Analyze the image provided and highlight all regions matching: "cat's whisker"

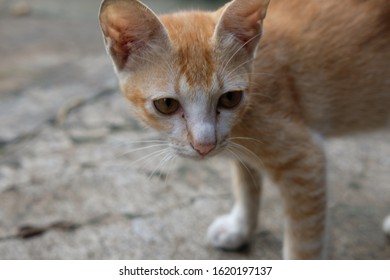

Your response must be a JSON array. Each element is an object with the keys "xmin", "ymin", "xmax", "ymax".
[
  {"xmin": 115, "ymin": 143, "xmax": 170, "ymax": 160},
  {"xmin": 228, "ymin": 142, "xmax": 265, "ymax": 169},
  {"xmin": 128, "ymin": 148, "xmax": 171, "ymax": 169},
  {"xmin": 110, "ymin": 148, "xmax": 170, "ymax": 179},
  {"xmin": 241, "ymin": 81, "xmax": 274, "ymax": 99},
  {"xmin": 228, "ymin": 137, "xmax": 264, "ymax": 145},
  {"xmin": 124, "ymin": 140, "xmax": 168, "ymax": 144},
  {"xmin": 226, "ymin": 147, "xmax": 260, "ymax": 189},
  {"xmin": 232, "ymin": 72, "xmax": 276, "ymax": 78},
  {"xmin": 225, "ymin": 58, "xmax": 255, "ymax": 80},
  {"xmin": 160, "ymin": 154, "xmax": 176, "ymax": 185},
  {"xmin": 229, "ymin": 142, "xmax": 264, "ymax": 164},
  {"xmin": 163, "ymin": 155, "xmax": 177, "ymax": 188},
  {"xmin": 220, "ymin": 33, "xmax": 264, "ymax": 75},
  {"xmin": 148, "ymin": 152, "xmax": 176, "ymax": 183},
  {"xmin": 139, "ymin": 148, "xmax": 171, "ymax": 171},
  {"xmin": 108, "ymin": 139, "xmax": 167, "ymax": 152},
  {"xmin": 147, "ymin": 151, "xmax": 173, "ymax": 182}
]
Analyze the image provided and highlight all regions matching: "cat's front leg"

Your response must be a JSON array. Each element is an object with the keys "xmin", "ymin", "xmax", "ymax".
[
  {"xmin": 271, "ymin": 137, "xmax": 328, "ymax": 259},
  {"xmin": 207, "ymin": 161, "xmax": 262, "ymax": 250}
]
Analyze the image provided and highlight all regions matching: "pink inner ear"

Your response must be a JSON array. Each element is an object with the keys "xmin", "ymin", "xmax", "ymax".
[
  {"xmin": 221, "ymin": 15, "xmax": 261, "ymax": 45},
  {"xmin": 247, "ymin": 9, "xmax": 262, "ymax": 27},
  {"xmin": 103, "ymin": 9, "xmax": 147, "ymax": 45},
  {"xmin": 100, "ymin": 1, "xmax": 169, "ymax": 71},
  {"xmin": 103, "ymin": 20, "xmax": 136, "ymax": 70},
  {"xmin": 216, "ymin": 0, "xmax": 270, "ymax": 48},
  {"xmin": 237, "ymin": 14, "xmax": 262, "ymax": 44}
]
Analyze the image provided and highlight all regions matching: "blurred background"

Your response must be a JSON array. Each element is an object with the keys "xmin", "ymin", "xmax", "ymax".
[
  {"xmin": 0, "ymin": 0, "xmax": 225, "ymax": 146},
  {"xmin": 0, "ymin": 0, "xmax": 389, "ymax": 259}
]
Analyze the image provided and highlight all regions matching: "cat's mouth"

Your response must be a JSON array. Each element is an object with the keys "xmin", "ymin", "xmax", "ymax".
[{"xmin": 173, "ymin": 141, "xmax": 228, "ymax": 160}]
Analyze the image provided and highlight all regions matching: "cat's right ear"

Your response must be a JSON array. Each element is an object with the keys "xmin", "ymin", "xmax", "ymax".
[
  {"xmin": 99, "ymin": 0, "xmax": 170, "ymax": 72},
  {"xmin": 214, "ymin": 0, "xmax": 271, "ymax": 55}
]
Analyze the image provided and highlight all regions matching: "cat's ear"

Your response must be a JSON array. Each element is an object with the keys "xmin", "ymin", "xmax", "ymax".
[
  {"xmin": 99, "ymin": 0, "xmax": 170, "ymax": 71},
  {"xmin": 214, "ymin": 0, "xmax": 270, "ymax": 55}
]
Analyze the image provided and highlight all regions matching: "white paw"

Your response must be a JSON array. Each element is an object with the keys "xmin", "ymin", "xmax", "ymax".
[
  {"xmin": 383, "ymin": 215, "xmax": 390, "ymax": 236},
  {"xmin": 207, "ymin": 211, "xmax": 252, "ymax": 250}
]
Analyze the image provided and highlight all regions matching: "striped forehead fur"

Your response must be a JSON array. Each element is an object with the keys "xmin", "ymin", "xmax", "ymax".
[{"xmin": 160, "ymin": 11, "xmax": 220, "ymax": 96}]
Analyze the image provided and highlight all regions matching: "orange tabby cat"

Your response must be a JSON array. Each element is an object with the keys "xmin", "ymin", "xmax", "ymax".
[{"xmin": 99, "ymin": 0, "xmax": 390, "ymax": 259}]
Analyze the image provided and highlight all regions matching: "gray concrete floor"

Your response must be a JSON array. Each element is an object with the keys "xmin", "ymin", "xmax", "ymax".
[{"xmin": 0, "ymin": 0, "xmax": 389, "ymax": 259}]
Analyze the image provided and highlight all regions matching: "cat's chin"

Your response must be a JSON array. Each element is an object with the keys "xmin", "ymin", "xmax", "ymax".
[{"xmin": 178, "ymin": 153, "xmax": 215, "ymax": 161}]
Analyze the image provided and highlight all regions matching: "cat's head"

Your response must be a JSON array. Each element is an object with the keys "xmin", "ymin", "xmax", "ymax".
[{"xmin": 99, "ymin": 0, "xmax": 270, "ymax": 159}]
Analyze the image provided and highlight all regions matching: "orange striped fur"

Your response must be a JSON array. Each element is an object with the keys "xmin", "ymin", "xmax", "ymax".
[{"xmin": 100, "ymin": 0, "xmax": 390, "ymax": 259}]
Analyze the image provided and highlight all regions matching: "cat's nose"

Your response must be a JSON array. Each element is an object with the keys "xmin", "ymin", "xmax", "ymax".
[{"xmin": 192, "ymin": 142, "xmax": 216, "ymax": 156}]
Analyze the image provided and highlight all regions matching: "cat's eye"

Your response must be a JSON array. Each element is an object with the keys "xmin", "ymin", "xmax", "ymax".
[
  {"xmin": 218, "ymin": 91, "xmax": 243, "ymax": 110},
  {"xmin": 153, "ymin": 98, "xmax": 180, "ymax": 115}
]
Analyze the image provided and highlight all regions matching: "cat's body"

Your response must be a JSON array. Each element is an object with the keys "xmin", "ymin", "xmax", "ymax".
[
  {"xmin": 99, "ymin": 0, "xmax": 390, "ymax": 259},
  {"xmin": 253, "ymin": 0, "xmax": 390, "ymax": 136}
]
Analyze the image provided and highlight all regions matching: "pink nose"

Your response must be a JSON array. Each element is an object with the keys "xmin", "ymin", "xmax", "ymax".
[{"xmin": 193, "ymin": 143, "xmax": 216, "ymax": 156}]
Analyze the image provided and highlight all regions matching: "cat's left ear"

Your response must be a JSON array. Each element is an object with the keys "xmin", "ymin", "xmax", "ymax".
[
  {"xmin": 99, "ymin": 0, "xmax": 171, "ymax": 72},
  {"xmin": 214, "ymin": 0, "xmax": 270, "ymax": 55}
]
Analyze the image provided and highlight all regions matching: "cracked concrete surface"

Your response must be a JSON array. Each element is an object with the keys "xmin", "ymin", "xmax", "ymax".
[{"xmin": 0, "ymin": 0, "xmax": 389, "ymax": 260}]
